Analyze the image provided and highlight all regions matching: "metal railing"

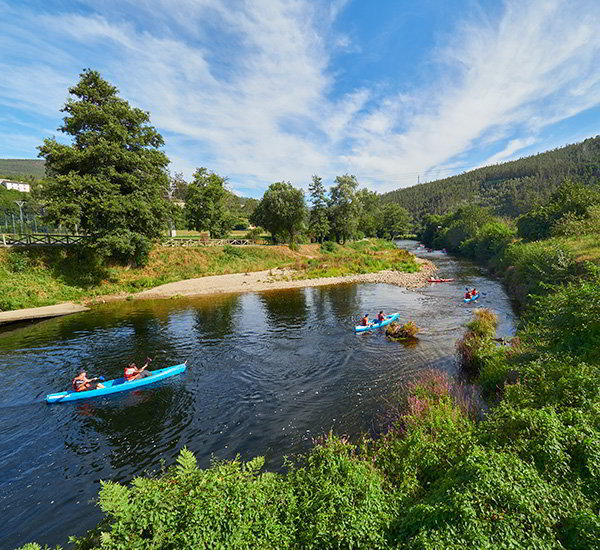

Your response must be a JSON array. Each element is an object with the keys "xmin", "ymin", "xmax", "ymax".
[
  {"xmin": 162, "ymin": 238, "xmax": 253, "ymax": 247},
  {"xmin": 0, "ymin": 233, "xmax": 88, "ymax": 247}
]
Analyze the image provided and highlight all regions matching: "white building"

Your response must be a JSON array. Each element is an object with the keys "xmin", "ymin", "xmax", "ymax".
[{"xmin": 0, "ymin": 179, "xmax": 30, "ymax": 193}]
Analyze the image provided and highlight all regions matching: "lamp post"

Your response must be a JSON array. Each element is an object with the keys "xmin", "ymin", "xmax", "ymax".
[{"xmin": 14, "ymin": 201, "xmax": 25, "ymax": 234}]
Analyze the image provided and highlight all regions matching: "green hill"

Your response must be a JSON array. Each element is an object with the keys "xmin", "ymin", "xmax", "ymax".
[
  {"xmin": 382, "ymin": 136, "xmax": 600, "ymax": 222},
  {"xmin": 0, "ymin": 159, "xmax": 45, "ymax": 180}
]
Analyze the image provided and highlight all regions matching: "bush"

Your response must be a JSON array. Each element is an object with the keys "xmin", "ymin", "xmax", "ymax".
[
  {"xmin": 93, "ymin": 449, "xmax": 295, "ymax": 550},
  {"xmin": 386, "ymin": 321, "xmax": 420, "ymax": 340},
  {"xmin": 287, "ymin": 434, "xmax": 394, "ymax": 549},
  {"xmin": 223, "ymin": 244, "xmax": 245, "ymax": 258},
  {"xmin": 496, "ymin": 240, "xmax": 576, "ymax": 305},
  {"xmin": 523, "ymin": 275, "xmax": 600, "ymax": 360},
  {"xmin": 320, "ymin": 240, "xmax": 337, "ymax": 253},
  {"xmin": 459, "ymin": 220, "xmax": 515, "ymax": 262}
]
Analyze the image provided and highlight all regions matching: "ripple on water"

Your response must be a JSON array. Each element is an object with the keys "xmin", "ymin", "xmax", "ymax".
[{"xmin": 0, "ymin": 245, "xmax": 517, "ymax": 549}]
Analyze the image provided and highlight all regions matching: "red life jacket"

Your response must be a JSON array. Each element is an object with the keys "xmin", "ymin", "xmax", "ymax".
[
  {"xmin": 378, "ymin": 314, "xmax": 385, "ymax": 322},
  {"xmin": 72, "ymin": 376, "xmax": 87, "ymax": 392},
  {"xmin": 361, "ymin": 317, "xmax": 369, "ymax": 326},
  {"xmin": 124, "ymin": 366, "xmax": 138, "ymax": 381}
]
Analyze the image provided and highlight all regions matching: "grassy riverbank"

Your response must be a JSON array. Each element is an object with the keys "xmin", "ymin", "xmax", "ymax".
[
  {"xmin": 0, "ymin": 239, "xmax": 419, "ymax": 311},
  {"xmin": 16, "ymin": 232, "xmax": 600, "ymax": 549}
]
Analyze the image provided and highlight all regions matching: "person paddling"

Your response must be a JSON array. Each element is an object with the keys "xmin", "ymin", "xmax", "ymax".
[
  {"xmin": 124, "ymin": 358, "xmax": 153, "ymax": 382},
  {"xmin": 377, "ymin": 311, "xmax": 386, "ymax": 323},
  {"xmin": 72, "ymin": 371, "xmax": 104, "ymax": 392},
  {"xmin": 361, "ymin": 314, "xmax": 370, "ymax": 326}
]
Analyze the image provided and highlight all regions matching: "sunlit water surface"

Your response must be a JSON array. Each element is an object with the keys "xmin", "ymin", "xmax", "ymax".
[{"xmin": 0, "ymin": 242, "xmax": 516, "ymax": 548}]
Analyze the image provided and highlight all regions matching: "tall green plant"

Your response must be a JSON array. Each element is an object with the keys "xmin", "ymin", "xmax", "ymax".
[
  {"xmin": 308, "ymin": 175, "xmax": 330, "ymax": 243},
  {"xmin": 185, "ymin": 167, "xmax": 235, "ymax": 238},
  {"xmin": 38, "ymin": 69, "xmax": 172, "ymax": 265}
]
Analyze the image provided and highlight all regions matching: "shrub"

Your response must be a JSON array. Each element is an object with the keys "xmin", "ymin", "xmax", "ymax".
[
  {"xmin": 497, "ymin": 240, "xmax": 576, "ymax": 305},
  {"xmin": 287, "ymin": 434, "xmax": 394, "ymax": 549},
  {"xmin": 386, "ymin": 321, "xmax": 420, "ymax": 340},
  {"xmin": 522, "ymin": 275, "xmax": 600, "ymax": 360},
  {"xmin": 392, "ymin": 447, "xmax": 578, "ymax": 549},
  {"xmin": 320, "ymin": 240, "xmax": 337, "ymax": 253},
  {"xmin": 223, "ymin": 244, "xmax": 245, "ymax": 258},
  {"xmin": 93, "ymin": 449, "xmax": 295, "ymax": 550},
  {"xmin": 244, "ymin": 226, "xmax": 264, "ymax": 241}
]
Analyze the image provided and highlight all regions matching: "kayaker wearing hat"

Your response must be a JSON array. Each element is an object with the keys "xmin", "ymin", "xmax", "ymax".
[
  {"xmin": 72, "ymin": 371, "xmax": 104, "ymax": 392},
  {"xmin": 360, "ymin": 314, "xmax": 370, "ymax": 326},
  {"xmin": 124, "ymin": 358, "xmax": 153, "ymax": 382}
]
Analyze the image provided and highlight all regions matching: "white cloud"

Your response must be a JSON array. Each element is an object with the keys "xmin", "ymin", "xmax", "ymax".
[
  {"xmin": 1, "ymin": 0, "xmax": 599, "ymax": 195},
  {"xmin": 479, "ymin": 137, "xmax": 538, "ymax": 166}
]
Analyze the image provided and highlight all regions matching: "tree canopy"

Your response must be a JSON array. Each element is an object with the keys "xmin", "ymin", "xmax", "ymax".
[
  {"xmin": 251, "ymin": 182, "xmax": 306, "ymax": 243},
  {"xmin": 37, "ymin": 69, "xmax": 172, "ymax": 264},
  {"xmin": 308, "ymin": 175, "xmax": 330, "ymax": 243},
  {"xmin": 329, "ymin": 174, "xmax": 361, "ymax": 243},
  {"xmin": 185, "ymin": 168, "xmax": 235, "ymax": 238}
]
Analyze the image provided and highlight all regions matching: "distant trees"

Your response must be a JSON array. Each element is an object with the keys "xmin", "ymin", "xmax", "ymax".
[
  {"xmin": 516, "ymin": 180, "xmax": 600, "ymax": 241},
  {"xmin": 381, "ymin": 135, "xmax": 600, "ymax": 224},
  {"xmin": 185, "ymin": 168, "xmax": 235, "ymax": 238},
  {"xmin": 37, "ymin": 69, "xmax": 172, "ymax": 265},
  {"xmin": 251, "ymin": 182, "xmax": 306, "ymax": 243}
]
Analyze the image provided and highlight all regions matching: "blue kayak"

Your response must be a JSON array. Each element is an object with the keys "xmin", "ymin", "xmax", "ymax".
[
  {"xmin": 464, "ymin": 293, "xmax": 480, "ymax": 303},
  {"xmin": 46, "ymin": 363, "xmax": 187, "ymax": 404},
  {"xmin": 355, "ymin": 313, "xmax": 400, "ymax": 332}
]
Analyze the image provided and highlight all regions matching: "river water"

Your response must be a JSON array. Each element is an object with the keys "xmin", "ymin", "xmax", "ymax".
[{"xmin": 0, "ymin": 242, "xmax": 516, "ymax": 549}]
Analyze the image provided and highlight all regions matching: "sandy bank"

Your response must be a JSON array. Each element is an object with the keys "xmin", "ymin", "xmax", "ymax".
[
  {"xmin": 0, "ymin": 302, "xmax": 90, "ymax": 325},
  {"xmin": 132, "ymin": 257, "xmax": 436, "ymax": 300}
]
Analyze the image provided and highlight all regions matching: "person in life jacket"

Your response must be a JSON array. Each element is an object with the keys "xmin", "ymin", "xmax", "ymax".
[
  {"xmin": 124, "ymin": 358, "xmax": 153, "ymax": 382},
  {"xmin": 377, "ymin": 311, "xmax": 386, "ymax": 323},
  {"xmin": 361, "ymin": 314, "xmax": 369, "ymax": 326},
  {"xmin": 470, "ymin": 288, "xmax": 478, "ymax": 297},
  {"xmin": 465, "ymin": 288, "xmax": 471, "ymax": 299},
  {"xmin": 72, "ymin": 371, "xmax": 104, "ymax": 392}
]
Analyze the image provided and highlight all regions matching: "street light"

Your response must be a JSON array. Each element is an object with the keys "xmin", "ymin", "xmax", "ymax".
[{"xmin": 14, "ymin": 201, "xmax": 25, "ymax": 234}]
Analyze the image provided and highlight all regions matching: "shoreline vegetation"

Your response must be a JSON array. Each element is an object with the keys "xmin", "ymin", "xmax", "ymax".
[
  {"xmin": 19, "ymin": 195, "xmax": 600, "ymax": 549},
  {"xmin": 0, "ymin": 239, "xmax": 431, "ymax": 313}
]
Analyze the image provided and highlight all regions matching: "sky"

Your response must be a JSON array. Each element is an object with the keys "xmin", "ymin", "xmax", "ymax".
[{"xmin": 1, "ymin": 0, "xmax": 600, "ymax": 197}]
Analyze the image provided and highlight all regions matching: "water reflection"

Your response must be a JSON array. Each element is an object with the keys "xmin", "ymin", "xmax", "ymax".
[{"xmin": 0, "ymin": 245, "xmax": 516, "ymax": 549}]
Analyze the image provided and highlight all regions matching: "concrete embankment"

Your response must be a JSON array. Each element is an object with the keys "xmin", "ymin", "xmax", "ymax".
[{"xmin": 0, "ymin": 302, "xmax": 89, "ymax": 325}]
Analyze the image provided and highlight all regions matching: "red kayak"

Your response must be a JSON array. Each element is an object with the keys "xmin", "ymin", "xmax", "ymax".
[{"xmin": 428, "ymin": 278, "xmax": 455, "ymax": 283}]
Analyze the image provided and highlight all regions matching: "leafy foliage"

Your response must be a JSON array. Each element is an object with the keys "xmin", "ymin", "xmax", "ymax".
[
  {"xmin": 184, "ymin": 167, "xmax": 235, "ymax": 238},
  {"xmin": 250, "ymin": 181, "xmax": 306, "ymax": 243},
  {"xmin": 37, "ymin": 69, "xmax": 172, "ymax": 265},
  {"xmin": 308, "ymin": 175, "xmax": 330, "ymax": 243},
  {"xmin": 328, "ymin": 174, "xmax": 361, "ymax": 243},
  {"xmin": 382, "ymin": 135, "xmax": 600, "ymax": 223}
]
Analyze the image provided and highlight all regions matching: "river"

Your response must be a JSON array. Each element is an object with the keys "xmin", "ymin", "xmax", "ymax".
[{"xmin": 0, "ymin": 242, "xmax": 516, "ymax": 549}]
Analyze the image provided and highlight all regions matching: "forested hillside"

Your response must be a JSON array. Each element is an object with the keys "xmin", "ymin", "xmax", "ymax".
[
  {"xmin": 382, "ymin": 136, "xmax": 600, "ymax": 222},
  {"xmin": 0, "ymin": 159, "xmax": 45, "ymax": 179}
]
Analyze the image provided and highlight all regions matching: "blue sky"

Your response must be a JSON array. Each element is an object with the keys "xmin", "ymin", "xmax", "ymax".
[{"xmin": 1, "ymin": 0, "xmax": 600, "ymax": 197}]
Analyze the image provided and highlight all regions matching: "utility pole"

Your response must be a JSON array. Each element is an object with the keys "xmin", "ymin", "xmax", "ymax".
[
  {"xmin": 14, "ymin": 201, "xmax": 25, "ymax": 234},
  {"xmin": 417, "ymin": 175, "xmax": 420, "ymax": 185}
]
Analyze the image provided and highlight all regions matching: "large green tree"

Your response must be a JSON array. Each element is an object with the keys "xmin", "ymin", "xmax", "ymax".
[
  {"xmin": 356, "ymin": 188, "xmax": 381, "ymax": 237},
  {"xmin": 381, "ymin": 203, "xmax": 412, "ymax": 239},
  {"xmin": 251, "ymin": 182, "xmax": 306, "ymax": 243},
  {"xmin": 185, "ymin": 167, "xmax": 235, "ymax": 238},
  {"xmin": 308, "ymin": 175, "xmax": 330, "ymax": 243},
  {"xmin": 37, "ymin": 69, "xmax": 172, "ymax": 264},
  {"xmin": 329, "ymin": 174, "xmax": 361, "ymax": 243}
]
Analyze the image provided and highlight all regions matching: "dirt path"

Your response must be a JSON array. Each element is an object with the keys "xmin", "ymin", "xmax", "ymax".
[{"xmin": 133, "ymin": 258, "xmax": 436, "ymax": 300}]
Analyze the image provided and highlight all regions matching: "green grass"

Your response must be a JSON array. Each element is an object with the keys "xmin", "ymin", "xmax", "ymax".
[
  {"xmin": 292, "ymin": 240, "xmax": 419, "ymax": 279},
  {"xmin": 0, "ymin": 239, "xmax": 416, "ymax": 311}
]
